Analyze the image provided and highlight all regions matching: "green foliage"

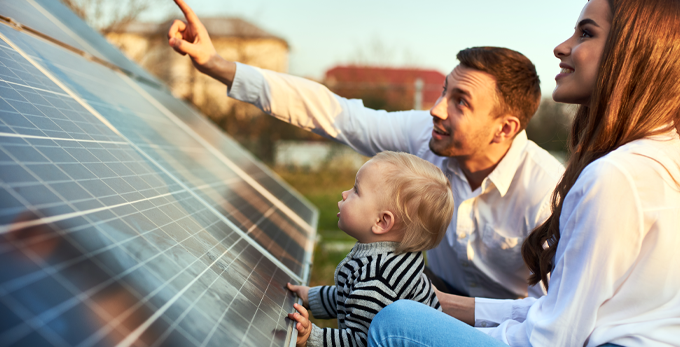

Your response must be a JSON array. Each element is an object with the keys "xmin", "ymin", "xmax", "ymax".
[
  {"xmin": 275, "ymin": 166, "xmax": 358, "ymax": 233},
  {"xmin": 212, "ymin": 109, "xmax": 326, "ymax": 164},
  {"xmin": 526, "ymin": 98, "xmax": 575, "ymax": 155}
]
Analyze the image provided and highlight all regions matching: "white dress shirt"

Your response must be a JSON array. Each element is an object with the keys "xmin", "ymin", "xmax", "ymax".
[
  {"xmin": 474, "ymin": 131, "xmax": 680, "ymax": 346},
  {"xmin": 227, "ymin": 63, "xmax": 564, "ymax": 299}
]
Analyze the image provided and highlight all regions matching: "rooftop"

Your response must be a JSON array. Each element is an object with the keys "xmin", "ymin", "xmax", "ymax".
[{"xmin": 112, "ymin": 17, "xmax": 287, "ymax": 46}]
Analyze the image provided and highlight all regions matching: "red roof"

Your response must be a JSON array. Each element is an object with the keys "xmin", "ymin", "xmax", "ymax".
[{"xmin": 324, "ymin": 66, "xmax": 446, "ymax": 110}]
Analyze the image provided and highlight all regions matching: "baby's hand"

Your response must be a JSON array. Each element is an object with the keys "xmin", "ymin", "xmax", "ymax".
[
  {"xmin": 287, "ymin": 283, "xmax": 310, "ymax": 308},
  {"xmin": 287, "ymin": 303, "xmax": 311, "ymax": 347}
]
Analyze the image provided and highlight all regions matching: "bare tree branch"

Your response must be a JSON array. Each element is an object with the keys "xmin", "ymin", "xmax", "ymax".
[{"xmin": 59, "ymin": 0, "xmax": 162, "ymax": 34}]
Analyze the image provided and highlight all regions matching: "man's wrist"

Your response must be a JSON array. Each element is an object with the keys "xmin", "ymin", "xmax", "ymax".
[
  {"xmin": 439, "ymin": 293, "xmax": 475, "ymax": 326},
  {"xmin": 198, "ymin": 55, "xmax": 236, "ymax": 89}
]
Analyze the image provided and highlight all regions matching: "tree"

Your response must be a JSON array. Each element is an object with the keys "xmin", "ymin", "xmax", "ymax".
[{"xmin": 60, "ymin": 0, "xmax": 162, "ymax": 34}]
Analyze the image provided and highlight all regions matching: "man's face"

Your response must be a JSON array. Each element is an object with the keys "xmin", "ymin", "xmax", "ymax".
[{"xmin": 429, "ymin": 65, "xmax": 501, "ymax": 158}]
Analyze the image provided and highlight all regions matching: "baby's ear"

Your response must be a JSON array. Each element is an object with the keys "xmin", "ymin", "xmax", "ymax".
[{"xmin": 372, "ymin": 210, "xmax": 395, "ymax": 235}]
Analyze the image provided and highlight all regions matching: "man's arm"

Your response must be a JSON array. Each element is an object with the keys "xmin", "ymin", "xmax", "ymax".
[
  {"xmin": 433, "ymin": 286, "xmax": 476, "ymax": 325},
  {"xmin": 169, "ymin": 0, "xmax": 431, "ymax": 157},
  {"xmin": 168, "ymin": 0, "xmax": 236, "ymax": 88},
  {"xmin": 228, "ymin": 63, "xmax": 431, "ymax": 157}
]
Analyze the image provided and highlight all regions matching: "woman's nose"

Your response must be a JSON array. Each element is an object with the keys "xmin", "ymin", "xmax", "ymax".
[{"xmin": 554, "ymin": 38, "xmax": 571, "ymax": 58}]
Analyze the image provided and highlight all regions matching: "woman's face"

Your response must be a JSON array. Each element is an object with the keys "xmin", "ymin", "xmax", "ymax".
[{"xmin": 553, "ymin": 0, "xmax": 612, "ymax": 105}]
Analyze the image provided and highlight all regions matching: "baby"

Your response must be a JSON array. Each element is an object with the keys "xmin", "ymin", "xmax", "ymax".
[{"xmin": 286, "ymin": 151, "xmax": 454, "ymax": 347}]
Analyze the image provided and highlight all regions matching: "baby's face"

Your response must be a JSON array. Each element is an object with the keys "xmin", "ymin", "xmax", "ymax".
[{"xmin": 337, "ymin": 160, "xmax": 387, "ymax": 242}]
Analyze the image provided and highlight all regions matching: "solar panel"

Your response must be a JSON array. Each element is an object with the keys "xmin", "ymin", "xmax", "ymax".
[
  {"xmin": 0, "ymin": 4, "xmax": 316, "ymax": 347},
  {"xmin": 0, "ymin": 0, "xmax": 163, "ymax": 86}
]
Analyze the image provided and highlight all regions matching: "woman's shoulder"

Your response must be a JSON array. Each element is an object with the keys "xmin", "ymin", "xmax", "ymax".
[
  {"xmin": 579, "ymin": 131, "xmax": 680, "ymax": 207},
  {"xmin": 593, "ymin": 131, "xmax": 680, "ymax": 177}
]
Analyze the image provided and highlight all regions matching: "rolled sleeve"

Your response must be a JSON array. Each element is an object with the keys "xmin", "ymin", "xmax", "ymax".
[
  {"xmin": 227, "ymin": 63, "xmax": 269, "ymax": 111},
  {"xmin": 475, "ymin": 297, "xmax": 537, "ymax": 328},
  {"xmin": 226, "ymin": 63, "xmax": 432, "ymax": 157}
]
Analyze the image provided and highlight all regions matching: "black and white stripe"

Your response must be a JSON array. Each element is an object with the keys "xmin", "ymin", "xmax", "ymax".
[{"xmin": 307, "ymin": 242, "xmax": 440, "ymax": 347}]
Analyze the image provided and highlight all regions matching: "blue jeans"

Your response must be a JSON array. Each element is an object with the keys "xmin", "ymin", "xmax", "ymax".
[
  {"xmin": 368, "ymin": 300, "xmax": 625, "ymax": 347},
  {"xmin": 368, "ymin": 300, "xmax": 508, "ymax": 347}
]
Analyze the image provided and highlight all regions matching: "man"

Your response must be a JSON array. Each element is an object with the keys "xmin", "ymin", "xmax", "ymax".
[{"xmin": 167, "ymin": 0, "xmax": 564, "ymax": 304}]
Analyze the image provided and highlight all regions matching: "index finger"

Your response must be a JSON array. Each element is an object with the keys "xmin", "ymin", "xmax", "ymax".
[
  {"xmin": 173, "ymin": 0, "xmax": 199, "ymax": 23},
  {"xmin": 293, "ymin": 303, "xmax": 309, "ymax": 318}
]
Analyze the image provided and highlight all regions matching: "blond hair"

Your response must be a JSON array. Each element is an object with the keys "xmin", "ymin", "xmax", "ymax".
[{"xmin": 371, "ymin": 151, "xmax": 454, "ymax": 253}]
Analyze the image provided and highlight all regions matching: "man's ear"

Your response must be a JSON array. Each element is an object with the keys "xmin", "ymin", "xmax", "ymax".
[
  {"xmin": 371, "ymin": 211, "xmax": 395, "ymax": 236},
  {"xmin": 492, "ymin": 115, "xmax": 521, "ymax": 144}
]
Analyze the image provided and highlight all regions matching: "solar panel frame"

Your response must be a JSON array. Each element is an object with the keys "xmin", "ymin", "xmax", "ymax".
[{"xmin": 0, "ymin": 9, "xmax": 316, "ymax": 347}]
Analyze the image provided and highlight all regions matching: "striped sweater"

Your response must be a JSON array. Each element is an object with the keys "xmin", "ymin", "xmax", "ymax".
[{"xmin": 307, "ymin": 241, "xmax": 441, "ymax": 347}]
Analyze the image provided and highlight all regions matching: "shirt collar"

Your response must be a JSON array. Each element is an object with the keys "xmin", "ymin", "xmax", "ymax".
[
  {"xmin": 446, "ymin": 130, "xmax": 528, "ymax": 197},
  {"xmin": 486, "ymin": 130, "xmax": 528, "ymax": 197}
]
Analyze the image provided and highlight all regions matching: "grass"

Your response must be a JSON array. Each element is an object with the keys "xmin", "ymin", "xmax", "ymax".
[{"xmin": 274, "ymin": 166, "xmax": 360, "ymax": 329}]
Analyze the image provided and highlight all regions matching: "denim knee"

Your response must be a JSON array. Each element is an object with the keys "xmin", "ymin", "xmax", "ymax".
[
  {"xmin": 370, "ymin": 300, "xmax": 417, "ymax": 346},
  {"xmin": 371, "ymin": 300, "xmax": 421, "ymax": 334},
  {"xmin": 377, "ymin": 300, "xmax": 419, "ymax": 320}
]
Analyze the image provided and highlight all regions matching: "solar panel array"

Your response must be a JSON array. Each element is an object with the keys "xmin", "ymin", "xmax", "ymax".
[{"xmin": 0, "ymin": 1, "xmax": 317, "ymax": 346}]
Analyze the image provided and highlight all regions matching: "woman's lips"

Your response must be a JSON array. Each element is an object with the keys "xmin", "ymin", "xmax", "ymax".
[{"xmin": 555, "ymin": 66, "xmax": 575, "ymax": 81}]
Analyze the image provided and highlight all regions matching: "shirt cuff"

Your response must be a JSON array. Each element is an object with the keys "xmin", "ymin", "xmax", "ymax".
[
  {"xmin": 226, "ymin": 62, "xmax": 266, "ymax": 107},
  {"xmin": 474, "ymin": 297, "xmax": 537, "ymax": 328},
  {"xmin": 474, "ymin": 297, "xmax": 515, "ymax": 328}
]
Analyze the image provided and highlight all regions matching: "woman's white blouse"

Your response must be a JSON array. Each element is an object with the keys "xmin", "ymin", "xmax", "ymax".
[{"xmin": 475, "ymin": 131, "xmax": 680, "ymax": 346}]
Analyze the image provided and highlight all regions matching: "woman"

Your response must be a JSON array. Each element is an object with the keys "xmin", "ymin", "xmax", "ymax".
[{"xmin": 368, "ymin": 0, "xmax": 680, "ymax": 346}]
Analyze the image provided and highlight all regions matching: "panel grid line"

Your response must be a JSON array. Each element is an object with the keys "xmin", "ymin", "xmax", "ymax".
[
  {"xmin": 152, "ymin": 239, "xmax": 253, "ymax": 347},
  {"xmin": 114, "ymin": 237, "xmax": 247, "ymax": 347},
  {"xmin": 121, "ymin": 75, "xmax": 314, "ymax": 235},
  {"xmin": 0, "ymin": 189, "xmax": 196, "ymax": 295},
  {"xmin": 0, "ymin": 17, "xmax": 314, "ymax": 347},
  {"xmin": 75, "ymin": 220, "xmax": 237, "ymax": 347},
  {"xmin": 0, "ymin": 132, "xmax": 127, "ymax": 145},
  {"xmin": 0, "ymin": 32, "xmax": 303, "ymax": 283},
  {"xmin": 1, "ymin": 207, "xmax": 226, "ymax": 346},
  {"xmin": 0, "ymin": 77, "xmax": 70, "ymax": 97}
]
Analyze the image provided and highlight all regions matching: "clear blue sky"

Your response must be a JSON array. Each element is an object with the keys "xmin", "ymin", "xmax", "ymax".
[{"xmin": 144, "ymin": 0, "xmax": 586, "ymax": 96}]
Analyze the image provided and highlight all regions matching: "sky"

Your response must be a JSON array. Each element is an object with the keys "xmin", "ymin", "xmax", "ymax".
[{"xmin": 143, "ymin": 0, "xmax": 587, "ymax": 96}]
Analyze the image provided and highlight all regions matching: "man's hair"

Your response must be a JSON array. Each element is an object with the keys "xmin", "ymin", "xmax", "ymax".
[
  {"xmin": 371, "ymin": 151, "xmax": 454, "ymax": 254},
  {"xmin": 457, "ymin": 46, "xmax": 541, "ymax": 131}
]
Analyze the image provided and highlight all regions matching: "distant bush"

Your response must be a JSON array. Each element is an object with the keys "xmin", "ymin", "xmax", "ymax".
[{"xmin": 526, "ymin": 98, "xmax": 575, "ymax": 157}]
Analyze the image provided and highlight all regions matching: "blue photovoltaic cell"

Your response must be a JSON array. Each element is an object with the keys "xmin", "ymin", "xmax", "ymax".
[
  {"xmin": 0, "ymin": 0, "xmax": 162, "ymax": 85},
  {"xmin": 0, "ymin": 25, "xmax": 313, "ymax": 277},
  {"xmin": 0, "ymin": 7, "xmax": 316, "ymax": 347},
  {"xmin": 32, "ymin": 0, "xmax": 162, "ymax": 84},
  {"xmin": 137, "ymin": 84, "xmax": 317, "ymax": 228},
  {"xmin": 0, "ymin": 0, "xmax": 93, "ymax": 57}
]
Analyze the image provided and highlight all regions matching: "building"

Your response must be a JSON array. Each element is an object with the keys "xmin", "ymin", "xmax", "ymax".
[
  {"xmin": 324, "ymin": 66, "xmax": 446, "ymax": 111},
  {"xmin": 106, "ymin": 17, "xmax": 289, "ymax": 119}
]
